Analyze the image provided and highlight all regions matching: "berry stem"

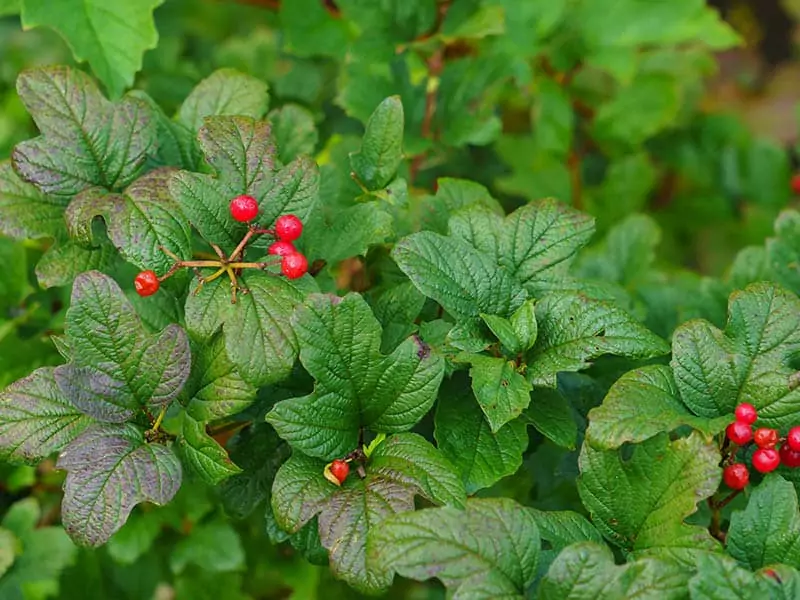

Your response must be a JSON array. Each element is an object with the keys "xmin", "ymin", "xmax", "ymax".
[
  {"xmin": 229, "ymin": 227, "xmax": 258, "ymax": 262},
  {"xmin": 148, "ymin": 405, "xmax": 168, "ymax": 436}
]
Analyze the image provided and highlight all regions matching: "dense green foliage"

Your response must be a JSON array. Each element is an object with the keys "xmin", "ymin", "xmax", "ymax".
[{"xmin": 2, "ymin": 1, "xmax": 800, "ymax": 598}]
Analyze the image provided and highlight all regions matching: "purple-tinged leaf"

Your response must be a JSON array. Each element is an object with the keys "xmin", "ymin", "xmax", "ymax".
[
  {"xmin": 0, "ymin": 367, "xmax": 91, "ymax": 464},
  {"xmin": 11, "ymin": 66, "xmax": 156, "ymax": 196},
  {"xmin": 58, "ymin": 423, "xmax": 181, "ymax": 546}
]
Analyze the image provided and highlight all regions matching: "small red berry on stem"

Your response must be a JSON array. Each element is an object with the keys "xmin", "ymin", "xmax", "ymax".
[
  {"xmin": 787, "ymin": 426, "xmax": 800, "ymax": 452},
  {"xmin": 282, "ymin": 252, "xmax": 308, "ymax": 279},
  {"xmin": 723, "ymin": 463, "xmax": 749, "ymax": 490},
  {"xmin": 792, "ymin": 174, "xmax": 800, "ymax": 196},
  {"xmin": 734, "ymin": 403, "xmax": 757, "ymax": 425},
  {"xmin": 275, "ymin": 214, "xmax": 303, "ymax": 242},
  {"xmin": 726, "ymin": 421, "xmax": 753, "ymax": 445},
  {"xmin": 330, "ymin": 459, "xmax": 349, "ymax": 484},
  {"xmin": 230, "ymin": 195, "xmax": 259, "ymax": 222},
  {"xmin": 268, "ymin": 240, "xmax": 297, "ymax": 257},
  {"xmin": 752, "ymin": 447, "xmax": 781, "ymax": 473},
  {"xmin": 134, "ymin": 270, "xmax": 160, "ymax": 297},
  {"xmin": 780, "ymin": 443, "xmax": 800, "ymax": 468},
  {"xmin": 754, "ymin": 427, "xmax": 779, "ymax": 449}
]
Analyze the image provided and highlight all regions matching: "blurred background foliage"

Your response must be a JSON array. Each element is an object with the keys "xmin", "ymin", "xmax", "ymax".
[{"xmin": 1, "ymin": 0, "xmax": 800, "ymax": 598}]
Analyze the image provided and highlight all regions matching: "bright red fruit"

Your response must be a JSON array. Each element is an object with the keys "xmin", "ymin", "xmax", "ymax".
[
  {"xmin": 134, "ymin": 270, "xmax": 160, "ymax": 297},
  {"xmin": 330, "ymin": 459, "xmax": 349, "ymax": 484},
  {"xmin": 275, "ymin": 214, "xmax": 303, "ymax": 241},
  {"xmin": 229, "ymin": 195, "xmax": 259, "ymax": 222},
  {"xmin": 723, "ymin": 463, "xmax": 749, "ymax": 490},
  {"xmin": 754, "ymin": 427, "xmax": 779, "ymax": 449},
  {"xmin": 792, "ymin": 174, "xmax": 800, "ymax": 195},
  {"xmin": 780, "ymin": 443, "xmax": 800, "ymax": 468},
  {"xmin": 787, "ymin": 426, "xmax": 800, "ymax": 451},
  {"xmin": 734, "ymin": 403, "xmax": 757, "ymax": 425},
  {"xmin": 726, "ymin": 421, "xmax": 752, "ymax": 445},
  {"xmin": 268, "ymin": 240, "xmax": 296, "ymax": 257},
  {"xmin": 752, "ymin": 448, "xmax": 781, "ymax": 473},
  {"xmin": 281, "ymin": 252, "xmax": 308, "ymax": 279}
]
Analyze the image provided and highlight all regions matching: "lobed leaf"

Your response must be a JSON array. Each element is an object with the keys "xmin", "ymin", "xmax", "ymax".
[
  {"xmin": 577, "ymin": 432, "xmax": 720, "ymax": 560},
  {"xmin": 0, "ymin": 367, "xmax": 91, "ymax": 464},
  {"xmin": 267, "ymin": 293, "xmax": 444, "ymax": 458},
  {"xmin": 58, "ymin": 423, "xmax": 181, "ymax": 546},
  {"xmin": 370, "ymin": 497, "xmax": 540, "ymax": 599},
  {"xmin": 12, "ymin": 66, "xmax": 156, "ymax": 195}
]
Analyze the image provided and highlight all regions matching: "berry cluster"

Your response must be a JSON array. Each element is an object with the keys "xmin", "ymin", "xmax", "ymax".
[
  {"xmin": 722, "ymin": 402, "xmax": 800, "ymax": 490},
  {"xmin": 133, "ymin": 194, "xmax": 309, "ymax": 303}
]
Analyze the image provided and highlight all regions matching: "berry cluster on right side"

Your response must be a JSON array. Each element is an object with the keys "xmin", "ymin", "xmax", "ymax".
[{"xmin": 722, "ymin": 402, "xmax": 800, "ymax": 490}]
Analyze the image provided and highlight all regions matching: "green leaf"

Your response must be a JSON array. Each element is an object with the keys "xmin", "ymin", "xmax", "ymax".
[
  {"xmin": 0, "ymin": 0, "xmax": 19, "ymax": 16},
  {"xmin": 537, "ymin": 541, "xmax": 692, "ymax": 600},
  {"xmin": 393, "ymin": 230, "xmax": 528, "ymax": 323},
  {"xmin": 369, "ymin": 281, "xmax": 426, "ymax": 353},
  {"xmin": 0, "ymin": 498, "xmax": 77, "ymax": 600},
  {"xmin": 434, "ymin": 377, "xmax": 528, "ymax": 494},
  {"xmin": 178, "ymin": 69, "xmax": 269, "ymax": 133},
  {"xmin": 271, "ymin": 433, "xmax": 463, "ymax": 594},
  {"xmin": 350, "ymin": 96, "xmax": 404, "ymax": 191},
  {"xmin": 528, "ymin": 510, "xmax": 604, "ymax": 579},
  {"xmin": 267, "ymin": 293, "xmax": 445, "ymax": 458},
  {"xmin": 578, "ymin": 432, "xmax": 720, "ymax": 559},
  {"xmin": 20, "ymin": 0, "xmax": 163, "ymax": 98},
  {"xmin": 527, "ymin": 292, "xmax": 669, "ymax": 387},
  {"xmin": 689, "ymin": 553, "xmax": 776, "ymax": 599},
  {"xmin": 766, "ymin": 210, "xmax": 800, "ymax": 295},
  {"xmin": 0, "ymin": 528, "xmax": 16, "ymax": 579},
  {"xmin": 280, "ymin": 0, "xmax": 350, "ymax": 58},
  {"xmin": 182, "ymin": 333, "xmax": 257, "ymax": 422},
  {"xmin": 269, "ymin": 103, "xmax": 318, "ymax": 165},
  {"xmin": 0, "ymin": 367, "xmax": 91, "ymax": 464},
  {"xmin": 0, "ymin": 160, "xmax": 68, "ymax": 240},
  {"xmin": 35, "ymin": 237, "xmax": 120, "ymax": 289},
  {"xmin": 727, "ymin": 474, "xmax": 800, "ymax": 570},
  {"xmin": 58, "ymin": 423, "xmax": 181, "ymax": 546},
  {"xmin": 419, "ymin": 177, "xmax": 504, "ymax": 234},
  {"xmin": 219, "ymin": 423, "xmax": 290, "ymax": 520},
  {"xmin": 170, "ymin": 520, "xmax": 245, "ymax": 574},
  {"xmin": 178, "ymin": 414, "xmax": 242, "ymax": 486},
  {"xmin": 672, "ymin": 282, "xmax": 800, "ymax": 427},
  {"xmin": 510, "ymin": 299, "xmax": 538, "ymax": 352},
  {"xmin": 593, "ymin": 74, "xmax": 681, "ymax": 148},
  {"xmin": 575, "ymin": 214, "xmax": 661, "ymax": 286},
  {"xmin": 525, "ymin": 387, "xmax": 577, "ymax": 449},
  {"xmin": 12, "ymin": 66, "xmax": 156, "ymax": 195},
  {"xmin": 170, "ymin": 116, "xmax": 319, "ymax": 253},
  {"xmin": 65, "ymin": 168, "xmax": 192, "ymax": 274},
  {"xmin": 370, "ymin": 498, "xmax": 540, "ymax": 598},
  {"xmin": 467, "ymin": 355, "xmax": 532, "ymax": 432},
  {"xmin": 481, "ymin": 312, "xmax": 523, "ymax": 354},
  {"xmin": 54, "ymin": 271, "xmax": 190, "ymax": 422},
  {"xmin": 305, "ymin": 201, "xmax": 394, "ymax": 264},
  {"xmin": 107, "ymin": 510, "xmax": 164, "ymax": 565},
  {"xmin": 185, "ymin": 271, "xmax": 302, "ymax": 387},
  {"xmin": 586, "ymin": 365, "xmax": 730, "ymax": 449}
]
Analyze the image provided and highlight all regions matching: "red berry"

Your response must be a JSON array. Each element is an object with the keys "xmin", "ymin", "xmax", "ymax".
[
  {"xmin": 752, "ymin": 447, "xmax": 781, "ymax": 473},
  {"xmin": 330, "ymin": 459, "xmax": 349, "ymax": 484},
  {"xmin": 275, "ymin": 214, "xmax": 303, "ymax": 242},
  {"xmin": 726, "ymin": 421, "xmax": 753, "ymax": 445},
  {"xmin": 281, "ymin": 252, "xmax": 308, "ymax": 279},
  {"xmin": 723, "ymin": 463, "xmax": 750, "ymax": 490},
  {"xmin": 734, "ymin": 403, "xmax": 758, "ymax": 425},
  {"xmin": 792, "ymin": 174, "xmax": 800, "ymax": 195},
  {"xmin": 268, "ymin": 240, "xmax": 296, "ymax": 257},
  {"xmin": 780, "ymin": 443, "xmax": 800, "ymax": 468},
  {"xmin": 134, "ymin": 270, "xmax": 160, "ymax": 297},
  {"xmin": 754, "ymin": 427, "xmax": 779, "ymax": 449},
  {"xmin": 787, "ymin": 426, "xmax": 800, "ymax": 452},
  {"xmin": 229, "ymin": 195, "xmax": 259, "ymax": 222}
]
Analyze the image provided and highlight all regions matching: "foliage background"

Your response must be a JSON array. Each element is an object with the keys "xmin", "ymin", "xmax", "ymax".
[{"xmin": 1, "ymin": 0, "xmax": 800, "ymax": 598}]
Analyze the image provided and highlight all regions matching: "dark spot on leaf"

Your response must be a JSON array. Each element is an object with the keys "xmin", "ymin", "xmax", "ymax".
[
  {"xmin": 501, "ymin": 379, "xmax": 509, "ymax": 387},
  {"xmin": 413, "ymin": 335, "xmax": 431, "ymax": 360}
]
